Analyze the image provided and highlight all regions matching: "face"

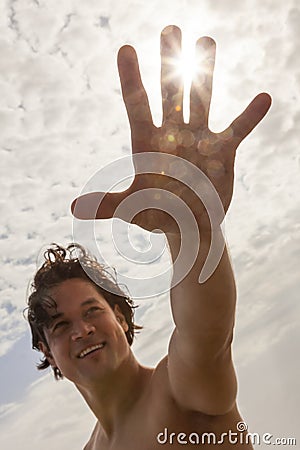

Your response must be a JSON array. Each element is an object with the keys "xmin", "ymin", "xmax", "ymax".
[{"xmin": 39, "ymin": 278, "xmax": 130, "ymax": 386}]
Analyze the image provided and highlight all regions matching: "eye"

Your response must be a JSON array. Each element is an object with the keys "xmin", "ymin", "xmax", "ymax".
[
  {"xmin": 52, "ymin": 321, "xmax": 69, "ymax": 332},
  {"xmin": 85, "ymin": 306, "xmax": 101, "ymax": 316}
]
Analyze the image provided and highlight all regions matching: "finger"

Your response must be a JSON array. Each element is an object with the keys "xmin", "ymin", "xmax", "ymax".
[
  {"xmin": 71, "ymin": 191, "xmax": 129, "ymax": 220},
  {"xmin": 118, "ymin": 45, "xmax": 153, "ymax": 149},
  {"xmin": 223, "ymin": 92, "xmax": 272, "ymax": 144},
  {"xmin": 161, "ymin": 25, "xmax": 183, "ymax": 125},
  {"xmin": 189, "ymin": 36, "xmax": 216, "ymax": 129}
]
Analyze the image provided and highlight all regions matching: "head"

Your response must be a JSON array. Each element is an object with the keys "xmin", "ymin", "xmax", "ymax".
[{"xmin": 26, "ymin": 243, "xmax": 141, "ymax": 381}]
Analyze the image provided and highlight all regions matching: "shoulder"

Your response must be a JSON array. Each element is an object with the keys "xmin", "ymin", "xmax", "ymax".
[
  {"xmin": 83, "ymin": 421, "xmax": 101, "ymax": 450},
  {"xmin": 147, "ymin": 356, "xmax": 177, "ymax": 407},
  {"xmin": 151, "ymin": 356, "xmax": 170, "ymax": 388},
  {"xmin": 153, "ymin": 354, "xmax": 236, "ymax": 416}
]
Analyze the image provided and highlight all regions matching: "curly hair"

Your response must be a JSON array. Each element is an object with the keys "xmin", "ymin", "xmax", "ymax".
[{"xmin": 26, "ymin": 243, "xmax": 141, "ymax": 380}]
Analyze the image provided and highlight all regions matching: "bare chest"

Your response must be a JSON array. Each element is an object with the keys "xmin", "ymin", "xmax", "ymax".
[{"xmin": 86, "ymin": 400, "xmax": 253, "ymax": 450}]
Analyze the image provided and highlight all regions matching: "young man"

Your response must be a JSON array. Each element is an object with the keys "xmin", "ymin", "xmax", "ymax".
[{"xmin": 27, "ymin": 25, "xmax": 271, "ymax": 449}]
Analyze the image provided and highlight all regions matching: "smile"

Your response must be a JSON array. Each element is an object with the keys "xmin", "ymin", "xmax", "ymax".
[{"xmin": 78, "ymin": 342, "xmax": 105, "ymax": 359}]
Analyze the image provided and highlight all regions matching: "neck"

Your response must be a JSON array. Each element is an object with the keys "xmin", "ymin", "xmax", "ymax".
[{"xmin": 76, "ymin": 350, "xmax": 151, "ymax": 439}]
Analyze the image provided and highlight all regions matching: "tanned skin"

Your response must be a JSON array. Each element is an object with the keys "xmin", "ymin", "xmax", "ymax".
[{"xmin": 42, "ymin": 25, "xmax": 271, "ymax": 449}]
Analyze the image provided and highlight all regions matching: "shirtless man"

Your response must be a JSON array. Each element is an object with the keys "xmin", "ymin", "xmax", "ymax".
[{"xmin": 27, "ymin": 26, "xmax": 271, "ymax": 449}]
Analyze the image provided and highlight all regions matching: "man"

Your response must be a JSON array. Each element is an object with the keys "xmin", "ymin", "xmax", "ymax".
[{"xmin": 27, "ymin": 25, "xmax": 271, "ymax": 448}]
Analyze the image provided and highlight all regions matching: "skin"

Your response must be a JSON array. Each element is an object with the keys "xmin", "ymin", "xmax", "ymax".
[{"xmin": 46, "ymin": 25, "xmax": 272, "ymax": 449}]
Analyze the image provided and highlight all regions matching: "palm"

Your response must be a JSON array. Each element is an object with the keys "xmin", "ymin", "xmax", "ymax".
[{"xmin": 72, "ymin": 26, "xmax": 271, "ymax": 233}]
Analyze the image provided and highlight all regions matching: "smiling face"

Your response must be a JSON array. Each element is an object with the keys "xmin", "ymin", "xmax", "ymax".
[{"xmin": 39, "ymin": 278, "xmax": 130, "ymax": 386}]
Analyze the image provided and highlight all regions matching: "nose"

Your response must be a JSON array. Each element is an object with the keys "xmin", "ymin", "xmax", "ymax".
[{"xmin": 71, "ymin": 319, "xmax": 96, "ymax": 341}]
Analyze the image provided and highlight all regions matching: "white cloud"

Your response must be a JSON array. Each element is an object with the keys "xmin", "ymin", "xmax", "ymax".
[{"xmin": 0, "ymin": 375, "xmax": 95, "ymax": 450}]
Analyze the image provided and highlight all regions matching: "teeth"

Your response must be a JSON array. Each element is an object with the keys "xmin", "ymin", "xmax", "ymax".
[{"xmin": 79, "ymin": 343, "xmax": 104, "ymax": 358}]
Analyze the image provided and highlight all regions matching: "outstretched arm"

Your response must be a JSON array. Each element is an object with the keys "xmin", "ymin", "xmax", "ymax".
[{"xmin": 72, "ymin": 25, "xmax": 271, "ymax": 415}]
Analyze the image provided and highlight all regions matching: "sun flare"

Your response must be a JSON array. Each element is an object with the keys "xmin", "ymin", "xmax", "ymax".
[
  {"xmin": 175, "ymin": 45, "xmax": 197, "ymax": 90},
  {"xmin": 172, "ymin": 40, "xmax": 211, "ymax": 122}
]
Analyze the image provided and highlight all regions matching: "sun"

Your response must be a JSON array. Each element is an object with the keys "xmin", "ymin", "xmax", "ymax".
[
  {"xmin": 176, "ymin": 42, "xmax": 197, "ymax": 90},
  {"xmin": 172, "ymin": 38, "xmax": 208, "ymax": 122},
  {"xmin": 146, "ymin": 29, "xmax": 222, "ymax": 126}
]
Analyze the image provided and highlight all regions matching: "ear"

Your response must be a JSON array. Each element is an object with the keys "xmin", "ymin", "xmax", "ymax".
[
  {"xmin": 113, "ymin": 304, "xmax": 129, "ymax": 333},
  {"xmin": 38, "ymin": 341, "xmax": 57, "ymax": 368}
]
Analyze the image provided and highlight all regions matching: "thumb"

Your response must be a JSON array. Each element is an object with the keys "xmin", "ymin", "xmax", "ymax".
[{"xmin": 71, "ymin": 191, "xmax": 129, "ymax": 220}]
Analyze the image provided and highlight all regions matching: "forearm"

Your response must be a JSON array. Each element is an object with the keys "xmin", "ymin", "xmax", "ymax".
[{"xmin": 166, "ymin": 226, "xmax": 236, "ymax": 360}]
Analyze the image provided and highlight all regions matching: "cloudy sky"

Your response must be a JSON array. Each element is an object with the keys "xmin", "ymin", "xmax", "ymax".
[{"xmin": 0, "ymin": 0, "xmax": 299, "ymax": 448}]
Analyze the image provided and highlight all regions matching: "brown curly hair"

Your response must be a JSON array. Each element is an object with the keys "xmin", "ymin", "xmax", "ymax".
[{"xmin": 26, "ymin": 243, "xmax": 141, "ymax": 380}]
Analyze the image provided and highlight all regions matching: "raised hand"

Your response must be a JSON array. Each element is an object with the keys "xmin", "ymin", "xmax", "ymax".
[{"xmin": 71, "ymin": 25, "xmax": 271, "ymax": 234}]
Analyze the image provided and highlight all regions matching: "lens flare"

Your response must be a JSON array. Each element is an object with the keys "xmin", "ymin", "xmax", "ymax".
[{"xmin": 171, "ymin": 40, "xmax": 212, "ymax": 121}]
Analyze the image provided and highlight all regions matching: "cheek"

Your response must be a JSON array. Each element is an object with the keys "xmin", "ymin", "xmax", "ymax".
[
  {"xmin": 115, "ymin": 324, "xmax": 130, "ymax": 353},
  {"xmin": 48, "ymin": 339, "xmax": 70, "ymax": 365},
  {"xmin": 102, "ymin": 316, "xmax": 128, "ymax": 346}
]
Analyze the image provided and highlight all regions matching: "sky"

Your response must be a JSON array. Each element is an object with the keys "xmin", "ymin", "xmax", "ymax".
[{"xmin": 0, "ymin": 0, "xmax": 299, "ymax": 448}]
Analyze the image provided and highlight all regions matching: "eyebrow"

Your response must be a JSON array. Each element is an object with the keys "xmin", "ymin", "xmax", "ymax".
[{"xmin": 81, "ymin": 298, "xmax": 100, "ymax": 307}]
